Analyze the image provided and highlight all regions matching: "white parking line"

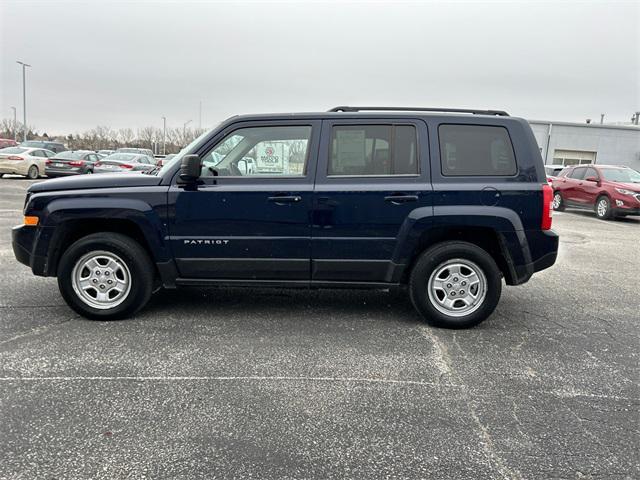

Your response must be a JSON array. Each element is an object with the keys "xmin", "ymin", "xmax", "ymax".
[{"xmin": 0, "ymin": 375, "xmax": 459, "ymax": 388}]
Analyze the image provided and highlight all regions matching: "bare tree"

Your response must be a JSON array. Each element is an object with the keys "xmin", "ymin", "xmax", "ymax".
[{"xmin": 118, "ymin": 128, "xmax": 134, "ymax": 146}]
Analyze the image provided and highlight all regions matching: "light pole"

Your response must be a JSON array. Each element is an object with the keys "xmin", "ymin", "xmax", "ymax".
[
  {"xmin": 10, "ymin": 107, "xmax": 17, "ymax": 141},
  {"xmin": 161, "ymin": 116, "xmax": 166, "ymax": 155},
  {"xmin": 16, "ymin": 61, "xmax": 31, "ymax": 142},
  {"xmin": 183, "ymin": 119, "xmax": 192, "ymax": 141}
]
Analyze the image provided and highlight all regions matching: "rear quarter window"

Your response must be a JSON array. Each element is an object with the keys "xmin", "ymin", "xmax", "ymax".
[{"xmin": 438, "ymin": 124, "xmax": 517, "ymax": 176}]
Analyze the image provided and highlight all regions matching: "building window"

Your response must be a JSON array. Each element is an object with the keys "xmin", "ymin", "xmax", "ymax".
[{"xmin": 552, "ymin": 149, "xmax": 597, "ymax": 166}]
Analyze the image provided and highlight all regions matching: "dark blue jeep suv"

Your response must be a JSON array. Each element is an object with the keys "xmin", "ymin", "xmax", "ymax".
[{"xmin": 12, "ymin": 107, "xmax": 558, "ymax": 328}]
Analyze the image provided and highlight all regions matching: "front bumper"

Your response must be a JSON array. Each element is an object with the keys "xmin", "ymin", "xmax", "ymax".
[
  {"xmin": 613, "ymin": 207, "xmax": 640, "ymax": 216},
  {"xmin": 12, "ymin": 225, "xmax": 49, "ymax": 275}
]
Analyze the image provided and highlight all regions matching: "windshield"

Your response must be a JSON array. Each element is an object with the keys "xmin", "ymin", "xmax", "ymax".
[
  {"xmin": 104, "ymin": 153, "xmax": 139, "ymax": 161},
  {"xmin": 21, "ymin": 141, "xmax": 43, "ymax": 147},
  {"xmin": 600, "ymin": 168, "xmax": 640, "ymax": 183},
  {"xmin": 0, "ymin": 147, "xmax": 28, "ymax": 154},
  {"xmin": 54, "ymin": 151, "xmax": 86, "ymax": 159},
  {"xmin": 157, "ymin": 128, "xmax": 213, "ymax": 175}
]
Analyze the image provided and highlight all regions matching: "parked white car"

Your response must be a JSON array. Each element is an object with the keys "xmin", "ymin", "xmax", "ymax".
[{"xmin": 0, "ymin": 147, "xmax": 55, "ymax": 179}]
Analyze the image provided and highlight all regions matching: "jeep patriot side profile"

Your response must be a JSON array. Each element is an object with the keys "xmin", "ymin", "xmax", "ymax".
[{"xmin": 12, "ymin": 107, "xmax": 559, "ymax": 328}]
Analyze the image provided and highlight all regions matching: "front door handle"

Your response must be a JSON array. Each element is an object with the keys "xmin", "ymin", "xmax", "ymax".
[
  {"xmin": 268, "ymin": 195, "xmax": 302, "ymax": 204},
  {"xmin": 384, "ymin": 194, "xmax": 419, "ymax": 204}
]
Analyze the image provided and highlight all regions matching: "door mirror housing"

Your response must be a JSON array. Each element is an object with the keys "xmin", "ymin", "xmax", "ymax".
[{"xmin": 177, "ymin": 155, "xmax": 202, "ymax": 184}]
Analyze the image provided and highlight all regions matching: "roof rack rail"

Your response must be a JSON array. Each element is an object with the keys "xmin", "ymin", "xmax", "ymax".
[{"xmin": 328, "ymin": 106, "xmax": 510, "ymax": 116}]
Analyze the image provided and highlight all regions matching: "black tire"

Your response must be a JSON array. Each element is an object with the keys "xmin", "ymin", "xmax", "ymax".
[
  {"xmin": 27, "ymin": 165, "xmax": 39, "ymax": 179},
  {"xmin": 57, "ymin": 232, "xmax": 154, "ymax": 320},
  {"xmin": 409, "ymin": 241, "xmax": 502, "ymax": 329},
  {"xmin": 552, "ymin": 191, "xmax": 565, "ymax": 211},
  {"xmin": 595, "ymin": 195, "xmax": 612, "ymax": 220}
]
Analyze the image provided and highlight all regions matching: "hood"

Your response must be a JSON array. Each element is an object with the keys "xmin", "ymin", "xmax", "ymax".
[
  {"xmin": 609, "ymin": 182, "xmax": 640, "ymax": 192},
  {"xmin": 28, "ymin": 172, "xmax": 163, "ymax": 193}
]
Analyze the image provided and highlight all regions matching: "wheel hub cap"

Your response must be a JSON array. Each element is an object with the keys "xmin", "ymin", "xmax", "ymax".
[
  {"xmin": 427, "ymin": 259, "xmax": 487, "ymax": 317},
  {"xmin": 71, "ymin": 251, "xmax": 131, "ymax": 309}
]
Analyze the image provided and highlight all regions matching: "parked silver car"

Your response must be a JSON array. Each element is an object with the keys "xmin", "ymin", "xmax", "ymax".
[{"xmin": 93, "ymin": 153, "xmax": 156, "ymax": 173}]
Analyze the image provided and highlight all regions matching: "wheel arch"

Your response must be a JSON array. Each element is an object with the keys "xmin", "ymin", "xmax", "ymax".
[{"xmin": 394, "ymin": 206, "xmax": 532, "ymax": 286}]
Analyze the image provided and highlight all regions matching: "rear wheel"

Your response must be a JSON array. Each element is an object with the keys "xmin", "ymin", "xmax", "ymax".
[
  {"xmin": 409, "ymin": 241, "xmax": 502, "ymax": 329},
  {"xmin": 27, "ymin": 165, "xmax": 38, "ymax": 179},
  {"xmin": 552, "ymin": 191, "xmax": 565, "ymax": 211},
  {"xmin": 57, "ymin": 233, "xmax": 154, "ymax": 320},
  {"xmin": 595, "ymin": 195, "xmax": 612, "ymax": 220}
]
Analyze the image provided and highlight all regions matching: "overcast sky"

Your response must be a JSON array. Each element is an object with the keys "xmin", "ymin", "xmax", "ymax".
[{"xmin": 1, "ymin": 0, "xmax": 638, "ymax": 134}]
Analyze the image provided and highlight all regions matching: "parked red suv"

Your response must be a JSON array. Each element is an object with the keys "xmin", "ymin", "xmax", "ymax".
[{"xmin": 551, "ymin": 164, "xmax": 640, "ymax": 219}]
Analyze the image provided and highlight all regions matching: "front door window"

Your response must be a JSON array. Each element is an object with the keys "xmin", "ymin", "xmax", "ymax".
[{"xmin": 200, "ymin": 126, "xmax": 312, "ymax": 177}]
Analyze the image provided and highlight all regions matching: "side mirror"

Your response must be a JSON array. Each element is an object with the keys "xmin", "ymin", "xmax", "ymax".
[
  {"xmin": 177, "ymin": 154, "xmax": 201, "ymax": 185},
  {"xmin": 585, "ymin": 176, "xmax": 599, "ymax": 183}
]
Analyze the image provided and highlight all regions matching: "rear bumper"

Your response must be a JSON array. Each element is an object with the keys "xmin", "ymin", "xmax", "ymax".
[
  {"xmin": 506, "ymin": 229, "xmax": 559, "ymax": 285},
  {"xmin": 45, "ymin": 169, "xmax": 83, "ymax": 177},
  {"xmin": 0, "ymin": 164, "xmax": 29, "ymax": 176}
]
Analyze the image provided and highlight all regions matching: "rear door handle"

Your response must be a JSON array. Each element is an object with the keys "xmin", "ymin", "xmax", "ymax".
[
  {"xmin": 384, "ymin": 194, "xmax": 419, "ymax": 204},
  {"xmin": 268, "ymin": 195, "xmax": 302, "ymax": 204}
]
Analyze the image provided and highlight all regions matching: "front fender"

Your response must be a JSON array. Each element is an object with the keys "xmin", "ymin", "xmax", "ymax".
[{"xmin": 31, "ymin": 196, "xmax": 170, "ymax": 273}]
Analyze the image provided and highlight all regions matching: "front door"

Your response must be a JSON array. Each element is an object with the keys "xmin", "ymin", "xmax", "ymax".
[
  {"xmin": 311, "ymin": 119, "xmax": 432, "ymax": 284},
  {"xmin": 168, "ymin": 121, "xmax": 320, "ymax": 282}
]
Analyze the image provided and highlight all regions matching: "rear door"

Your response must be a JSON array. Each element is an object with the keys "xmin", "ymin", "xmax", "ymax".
[
  {"xmin": 311, "ymin": 119, "xmax": 431, "ymax": 284},
  {"xmin": 168, "ymin": 121, "xmax": 320, "ymax": 282}
]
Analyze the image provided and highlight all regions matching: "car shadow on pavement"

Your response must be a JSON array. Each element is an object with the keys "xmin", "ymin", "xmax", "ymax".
[
  {"xmin": 563, "ymin": 209, "xmax": 640, "ymax": 224},
  {"xmin": 144, "ymin": 287, "xmax": 423, "ymax": 326}
]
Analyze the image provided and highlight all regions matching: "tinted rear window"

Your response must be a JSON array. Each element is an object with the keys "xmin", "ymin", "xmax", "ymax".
[{"xmin": 439, "ymin": 124, "xmax": 516, "ymax": 176}]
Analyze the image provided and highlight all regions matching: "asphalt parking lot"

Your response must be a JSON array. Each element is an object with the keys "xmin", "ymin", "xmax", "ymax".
[{"xmin": 0, "ymin": 176, "xmax": 638, "ymax": 479}]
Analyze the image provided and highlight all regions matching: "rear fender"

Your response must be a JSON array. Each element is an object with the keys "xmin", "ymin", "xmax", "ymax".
[{"xmin": 392, "ymin": 206, "xmax": 533, "ymax": 285}]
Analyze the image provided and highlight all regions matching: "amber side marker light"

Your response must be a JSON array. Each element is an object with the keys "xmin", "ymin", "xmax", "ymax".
[{"xmin": 24, "ymin": 216, "xmax": 39, "ymax": 226}]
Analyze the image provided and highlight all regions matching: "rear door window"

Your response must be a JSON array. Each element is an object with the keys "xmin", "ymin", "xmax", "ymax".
[
  {"xmin": 328, "ymin": 124, "xmax": 418, "ymax": 176},
  {"xmin": 438, "ymin": 124, "xmax": 516, "ymax": 176}
]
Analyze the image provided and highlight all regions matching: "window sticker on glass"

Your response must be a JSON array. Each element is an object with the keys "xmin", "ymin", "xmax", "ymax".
[
  {"xmin": 256, "ymin": 142, "xmax": 287, "ymax": 174},
  {"xmin": 335, "ymin": 129, "xmax": 366, "ymax": 172}
]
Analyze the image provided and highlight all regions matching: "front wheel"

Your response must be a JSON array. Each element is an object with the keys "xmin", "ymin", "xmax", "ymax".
[
  {"xmin": 57, "ymin": 233, "xmax": 154, "ymax": 320},
  {"xmin": 409, "ymin": 242, "xmax": 502, "ymax": 329},
  {"xmin": 595, "ymin": 196, "xmax": 612, "ymax": 220}
]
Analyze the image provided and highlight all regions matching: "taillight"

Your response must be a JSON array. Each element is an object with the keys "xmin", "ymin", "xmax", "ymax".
[
  {"xmin": 120, "ymin": 164, "xmax": 133, "ymax": 169},
  {"xmin": 95, "ymin": 162, "xmax": 102, "ymax": 167},
  {"xmin": 7, "ymin": 155, "xmax": 23, "ymax": 160},
  {"xmin": 46, "ymin": 159, "xmax": 52, "ymax": 165},
  {"xmin": 69, "ymin": 160, "xmax": 84, "ymax": 167},
  {"xmin": 541, "ymin": 183, "xmax": 553, "ymax": 230}
]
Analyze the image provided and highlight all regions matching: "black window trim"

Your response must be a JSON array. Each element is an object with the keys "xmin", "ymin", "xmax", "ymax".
[
  {"xmin": 327, "ymin": 123, "xmax": 421, "ymax": 178},
  {"xmin": 437, "ymin": 123, "xmax": 518, "ymax": 178}
]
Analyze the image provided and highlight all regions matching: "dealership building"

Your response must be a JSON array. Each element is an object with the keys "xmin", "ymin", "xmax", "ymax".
[{"xmin": 528, "ymin": 120, "xmax": 640, "ymax": 170}]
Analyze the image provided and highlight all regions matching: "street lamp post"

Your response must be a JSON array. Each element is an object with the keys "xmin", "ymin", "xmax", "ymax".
[
  {"xmin": 183, "ymin": 119, "xmax": 192, "ymax": 141},
  {"xmin": 10, "ymin": 107, "xmax": 17, "ymax": 141},
  {"xmin": 161, "ymin": 116, "xmax": 166, "ymax": 155},
  {"xmin": 16, "ymin": 61, "xmax": 31, "ymax": 142}
]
